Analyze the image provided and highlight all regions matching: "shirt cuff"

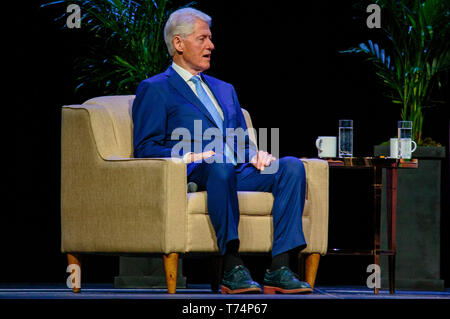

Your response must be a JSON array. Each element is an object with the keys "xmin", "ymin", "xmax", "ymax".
[{"xmin": 182, "ymin": 152, "xmax": 193, "ymax": 163}]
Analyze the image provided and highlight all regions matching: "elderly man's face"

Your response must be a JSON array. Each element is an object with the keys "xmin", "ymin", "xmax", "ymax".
[{"xmin": 173, "ymin": 19, "xmax": 214, "ymax": 74}]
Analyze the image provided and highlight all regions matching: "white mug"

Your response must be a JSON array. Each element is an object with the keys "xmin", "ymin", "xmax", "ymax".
[
  {"xmin": 316, "ymin": 136, "xmax": 337, "ymax": 158},
  {"xmin": 390, "ymin": 137, "xmax": 417, "ymax": 159}
]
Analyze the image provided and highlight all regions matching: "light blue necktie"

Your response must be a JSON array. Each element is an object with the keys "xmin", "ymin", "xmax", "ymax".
[{"xmin": 190, "ymin": 75, "xmax": 236, "ymax": 165}]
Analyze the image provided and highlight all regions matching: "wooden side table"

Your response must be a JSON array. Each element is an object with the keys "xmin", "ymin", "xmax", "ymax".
[{"xmin": 326, "ymin": 157, "xmax": 418, "ymax": 294}]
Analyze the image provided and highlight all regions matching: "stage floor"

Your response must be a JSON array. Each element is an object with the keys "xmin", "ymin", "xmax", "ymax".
[{"xmin": 0, "ymin": 284, "xmax": 449, "ymax": 299}]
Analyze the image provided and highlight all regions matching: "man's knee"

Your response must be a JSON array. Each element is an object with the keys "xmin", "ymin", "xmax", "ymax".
[{"xmin": 279, "ymin": 156, "xmax": 305, "ymax": 178}]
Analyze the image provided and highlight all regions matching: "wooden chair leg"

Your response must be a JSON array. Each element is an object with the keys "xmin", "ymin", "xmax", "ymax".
[
  {"xmin": 66, "ymin": 253, "xmax": 81, "ymax": 293},
  {"xmin": 163, "ymin": 253, "xmax": 179, "ymax": 294},
  {"xmin": 305, "ymin": 253, "xmax": 320, "ymax": 289}
]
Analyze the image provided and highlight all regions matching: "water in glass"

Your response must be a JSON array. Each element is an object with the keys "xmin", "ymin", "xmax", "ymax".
[
  {"xmin": 398, "ymin": 121, "xmax": 413, "ymax": 159},
  {"xmin": 339, "ymin": 120, "xmax": 353, "ymax": 157}
]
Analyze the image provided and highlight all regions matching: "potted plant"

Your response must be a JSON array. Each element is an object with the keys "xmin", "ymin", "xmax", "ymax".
[
  {"xmin": 341, "ymin": 0, "xmax": 450, "ymax": 146},
  {"xmin": 42, "ymin": 0, "xmax": 190, "ymax": 97},
  {"xmin": 341, "ymin": 0, "xmax": 449, "ymax": 291}
]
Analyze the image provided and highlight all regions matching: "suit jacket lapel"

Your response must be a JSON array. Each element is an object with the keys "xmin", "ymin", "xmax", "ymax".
[{"xmin": 165, "ymin": 66, "xmax": 218, "ymax": 128}]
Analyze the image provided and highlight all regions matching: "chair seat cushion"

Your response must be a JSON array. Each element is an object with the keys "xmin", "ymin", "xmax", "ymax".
[{"xmin": 188, "ymin": 191, "xmax": 274, "ymax": 216}]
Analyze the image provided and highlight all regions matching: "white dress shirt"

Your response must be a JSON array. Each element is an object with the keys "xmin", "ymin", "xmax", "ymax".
[{"xmin": 171, "ymin": 62, "xmax": 224, "ymax": 120}]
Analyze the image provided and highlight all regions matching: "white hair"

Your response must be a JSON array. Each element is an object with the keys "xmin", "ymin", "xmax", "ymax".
[{"xmin": 164, "ymin": 8, "xmax": 212, "ymax": 57}]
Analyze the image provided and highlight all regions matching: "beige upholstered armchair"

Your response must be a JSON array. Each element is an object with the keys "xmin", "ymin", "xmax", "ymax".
[{"xmin": 61, "ymin": 95, "xmax": 329, "ymax": 293}]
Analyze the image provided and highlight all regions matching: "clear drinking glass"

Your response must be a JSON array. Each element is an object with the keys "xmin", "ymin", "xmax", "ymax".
[
  {"xmin": 338, "ymin": 119, "xmax": 353, "ymax": 157},
  {"xmin": 397, "ymin": 121, "xmax": 415, "ymax": 159}
]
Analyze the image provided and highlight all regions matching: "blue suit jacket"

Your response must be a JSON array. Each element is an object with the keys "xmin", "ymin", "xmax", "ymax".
[{"xmin": 132, "ymin": 66, "xmax": 258, "ymax": 176}]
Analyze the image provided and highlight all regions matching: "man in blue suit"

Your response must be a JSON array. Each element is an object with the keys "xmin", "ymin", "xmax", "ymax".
[{"xmin": 132, "ymin": 8, "xmax": 312, "ymax": 294}]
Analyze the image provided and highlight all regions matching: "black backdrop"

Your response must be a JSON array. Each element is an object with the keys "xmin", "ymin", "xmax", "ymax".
[{"xmin": 5, "ymin": 0, "xmax": 449, "ymax": 287}]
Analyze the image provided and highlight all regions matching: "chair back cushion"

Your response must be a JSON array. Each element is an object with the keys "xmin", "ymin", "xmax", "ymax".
[{"xmin": 83, "ymin": 95, "xmax": 135, "ymax": 158}]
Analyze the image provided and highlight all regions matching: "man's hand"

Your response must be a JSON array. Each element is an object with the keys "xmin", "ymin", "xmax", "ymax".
[
  {"xmin": 184, "ymin": 150, "xmax": 215, "ymax": 163},
  {"xmin": 250, "ymin": 150, "xmax": 276, "ymax": 171}
]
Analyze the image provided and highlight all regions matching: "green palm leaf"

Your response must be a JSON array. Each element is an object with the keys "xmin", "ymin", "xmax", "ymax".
[{"xmin": 42, "ymin": 0, "xmax": 195, "ymax": 96}]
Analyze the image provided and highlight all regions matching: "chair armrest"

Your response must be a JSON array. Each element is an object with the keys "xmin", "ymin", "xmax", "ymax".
[
  {"xmin": 61, "ymin": 106, "xmax": 187, "ymax": 254},
  {"xmin": 300, "ymin": 158, "xmax": 329, "ymax": 255},
  {"xmin": 62, "ymin": 156, "xmax": 187, "ymax": 254}
]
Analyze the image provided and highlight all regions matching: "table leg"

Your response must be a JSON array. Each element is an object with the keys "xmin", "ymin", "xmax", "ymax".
[
  {"xmin": 373, "ymin": 166, "xmax": 383, "ymax": 294},
  {"xmin": 386, "ymin": 168, "xmax": 398, "ymax": 294}
]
